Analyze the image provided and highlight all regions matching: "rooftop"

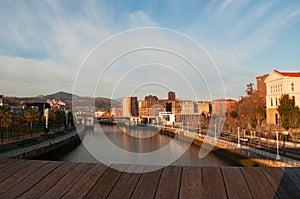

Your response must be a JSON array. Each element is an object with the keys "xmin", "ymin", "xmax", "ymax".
[{"xmin": 274, "ymin": 70, "xmax": 300, "ymax": 77}]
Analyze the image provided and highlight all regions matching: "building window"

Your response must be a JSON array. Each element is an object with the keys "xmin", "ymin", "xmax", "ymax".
[
  {"xmin": 271, "ymin": 98, "xmax": 273, "ymax": 107},
  {"xmin": 275, "ymin": 97, "xmax": 278, "ymax": 106},
  {"xmin": 292, "ymin": 96, "xmax": 295, "ymax": 101},
  {"xmin": 291, "ymin": 83, "xmax": 294, "ymax": 91},
  {"xmin": 271, "ymin": 86, "xmax": 273, "ymax": 93},
  {"xmin": 280, "ymin": 84, "xmax": 282, "ymax": 92}
]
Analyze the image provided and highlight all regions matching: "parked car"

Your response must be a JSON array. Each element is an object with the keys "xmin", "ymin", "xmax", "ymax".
[
  {"xmin": 250, "ymin": 137, "xmax": 260, "ymax": 142},
  {"xmin": 220, "ymin": 132, "xmax": 230, "ymax": 137},
  {"xmin": 240, "ymin": 137, "xmax": 249, "ymax": 142}
]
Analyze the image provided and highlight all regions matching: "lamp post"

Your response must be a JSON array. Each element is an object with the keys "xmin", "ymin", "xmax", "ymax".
[
  {"xmin": 237, "ymin": 126, "xmax": 241, "ymax": 148},
  {"xmin": 214, "ymin": 123, "xmax": 217, "ymax": 141},
  {"xmin": 276, "ymin": 131, "xmax": 280, "ymax": 160}
]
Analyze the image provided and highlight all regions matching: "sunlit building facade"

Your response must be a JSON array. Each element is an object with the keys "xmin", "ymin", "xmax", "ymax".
[{"xmin": 265, "ymin": 70, "xmax": 300, "ymax": 125}]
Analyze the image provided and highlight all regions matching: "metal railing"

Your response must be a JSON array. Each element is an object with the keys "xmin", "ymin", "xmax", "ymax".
[
  {"xmin": 0, "ymin": 126, "xmax": 84, "ymax": 159},
  {"xmin": 161, "ymin": 125, "xmax": 300, "ymax": 167}
]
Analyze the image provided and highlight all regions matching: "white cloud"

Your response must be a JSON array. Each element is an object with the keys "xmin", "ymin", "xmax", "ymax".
[
  {"xmin": 0, "ymin": 55, "xmax": 75, "ymax": 96},
  {"xmin": 0, "ymin": 1, "xmax": 299, "ymax": 100},
  {"xmin": 128, "ymin": 10, "xmax": 159, "ymax": 28}
]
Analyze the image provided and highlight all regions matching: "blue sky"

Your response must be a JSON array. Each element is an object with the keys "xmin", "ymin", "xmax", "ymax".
[{"xmin": 0, "ymin": 0, "xmax": 300, "ymax": 100}]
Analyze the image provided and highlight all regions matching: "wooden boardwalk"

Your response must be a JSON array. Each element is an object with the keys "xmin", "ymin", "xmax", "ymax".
[{"xmin": 0, "ymin": 159, "xmax": 300, "ymax": 199}]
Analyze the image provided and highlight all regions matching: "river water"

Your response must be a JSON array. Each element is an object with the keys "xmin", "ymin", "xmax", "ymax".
[{"xmin": 49, "ymin": 125, "xmax": 239, "ymax": 167}]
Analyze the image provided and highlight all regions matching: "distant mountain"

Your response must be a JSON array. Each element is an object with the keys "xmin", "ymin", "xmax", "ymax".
[
  {"xmin": 95, "ymin": 97, "xmax": 121, "ymax": 111},
  {"xmin": 39, "ymin": 91, "xmax": 77, "ymax": 100}
]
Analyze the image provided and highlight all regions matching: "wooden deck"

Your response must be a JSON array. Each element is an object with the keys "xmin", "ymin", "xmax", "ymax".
[{"xmin": 0, "ymin": 159, "xmax": 300, "ymax": 199}]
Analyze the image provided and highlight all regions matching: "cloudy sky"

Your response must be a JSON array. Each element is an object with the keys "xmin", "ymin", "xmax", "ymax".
[{"xmin": 1, "ymin": 0, "xmax": 300, "ymax": 100}]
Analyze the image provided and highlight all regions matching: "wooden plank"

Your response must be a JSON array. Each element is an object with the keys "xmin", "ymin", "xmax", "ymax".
[
  {"xmin": 0, "ymin": 158, "xmax": 19, "ymax": 170},
  {"xmin": 0, "ymin": 161, "xmax": 62, "ymax": 199},
  {"xmin": 0, "ymin": 160, "xmax": 48, "ymax": 194},
  {"xmin": 202, "ymin": 167, "xmax": 227, "ymax": 199},
  {"xmin": 179, "ymin": 167, "xmax": 202, "ymax": 199},
  {"xmin": 131, "ymin": 166, "xmax": 163, "ymax": 199},
  {"xmin": 40, "ymin": 163, "xmax": 94, "ymax": 199},
  {"xmin": 0, "ymin": 158, "xmax": 9, "ymax": 164},
  {"xmin": 62, "ymin": 163, "xmax": 108, "ymax": 198},
  {"xmin": 261, "ymin": 167, "xmax": 300, "ymax": 199},
  {"xmin": 241, "ymin": 167, "xmax": 278, "ymax": 199},
  {"xmin": 17, "ymin": 162, "xmax": 78, "ymax": 198},
  {"xmin": 0, "ymin": 159, "xmax": 34, "ymax": 183},
  {"xmin": 155, "ymin": 166, "xmax": 182, "ymax": 199},
  {"xmin": 107, "ymin": 165, "xmax": 144, "ymax": 199},
  {"xmin": 221, "ymin": 167, "xmax": 252, "ymax": 199},
  {"xmin": 281, "ymin": 167, "xmax": 300, "ymax": 191},
  {"xmin": 85, "ymin": 164, "xmax": 128, "ymax": 199}
]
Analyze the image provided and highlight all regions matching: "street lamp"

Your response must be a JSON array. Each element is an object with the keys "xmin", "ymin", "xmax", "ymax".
[
  {"xmin": 276, "ymin": 131, "xmax": 280, "ymax": 160},
  {"xmin": 214, "ymin": 123, "xmax": 217, "ymax": 141},
  {"xmin": 237, "ymin": 126, "xmax": 241, "ymax": 148}
]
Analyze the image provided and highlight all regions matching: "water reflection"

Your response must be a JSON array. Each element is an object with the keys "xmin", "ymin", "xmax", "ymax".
[{"xmin": 55, "ymin": 125, "xmax": 239, "ymax": 167}]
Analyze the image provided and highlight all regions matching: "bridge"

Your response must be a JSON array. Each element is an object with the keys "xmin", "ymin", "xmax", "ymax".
[{"xmin": 0, "ymin": 158, "xmax": 299, "ymax": 198}]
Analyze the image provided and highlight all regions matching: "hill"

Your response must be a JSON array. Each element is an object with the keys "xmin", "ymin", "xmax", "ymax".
[{"xmin": 39, "ymin": 91, "xmax": 76, "ymax": 100}]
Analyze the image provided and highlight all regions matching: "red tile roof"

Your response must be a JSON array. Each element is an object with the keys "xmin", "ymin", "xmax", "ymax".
[{"xmin": 274, "ymin": 70, "xmax": 300, "ymax": 77}]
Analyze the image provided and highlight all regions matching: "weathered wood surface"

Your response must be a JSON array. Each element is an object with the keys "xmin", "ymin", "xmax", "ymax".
[{"xmin": 0, "ymin": 159, "xmax": 299, "ymax": 199}]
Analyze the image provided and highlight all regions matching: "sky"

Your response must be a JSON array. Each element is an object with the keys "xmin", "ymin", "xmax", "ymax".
[{"xmin": 0, "ymin": 0, "xmax": 300, "ymax": 101}]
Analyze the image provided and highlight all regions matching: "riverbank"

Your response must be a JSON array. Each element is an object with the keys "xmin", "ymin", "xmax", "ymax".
[
  {"xmin": 0, "ymin": 127, "xmax": 83, "ymax": 159},
  {"xmin": 160, "ymin": 127, "xmax": 299, "ymax": 167}
]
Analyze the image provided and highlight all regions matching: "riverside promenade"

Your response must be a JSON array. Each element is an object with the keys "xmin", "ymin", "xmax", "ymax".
[{"xmin": 0, "ymin": 158, "xmax": 300, "ymax": 198}]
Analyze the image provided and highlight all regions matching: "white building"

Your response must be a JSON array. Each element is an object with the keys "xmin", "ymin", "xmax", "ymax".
[
  {"xmin": 122, "ymin": 97, "xmax": 129, "ymax": 117},
  {"xmin": 180, "ymin": 101, "xmax": 197, "ymax": 114},
  {"xmin": 265, "ymin": 70, "xmax": 300, "ymax": 125}
]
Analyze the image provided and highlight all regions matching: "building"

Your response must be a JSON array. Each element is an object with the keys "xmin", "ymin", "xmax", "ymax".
[
  {"xmin": 179, "ymin": 101, "xmax": 197, "ymax": 114},
  {"xmin": 138, "ymin": 98, "xmax": 177, "ymax": 117},
  {"xmin": 0, "ymin": 95, "xmax": 3, "ymax": 106},
  {"xmin": 122, "ymin": 97, "xmax": 138, "ymax": 117},
  {"xmin": 168, "ymin": 91, "xmax": 176, "ymax": 101},
  {"xmin": 212, "ymin": 99, "xmax": 236, "ymax": 115},
  {"xmin": 110, "ymin": 107, "xmax": 122, "ymax": 117},
  {"xmin": 145, "ymin": 95, "xmax": 158, "ymax": 101},
  {"xmin": 256, "ymin": 74, "xmax": 269, "ymax": 105},
  {"xmin": 46, "ymin": 99, "xmax": 66, "ymax": 111},
  {"xmin": 0, "ymin": 95, "xmax": 24, "ymax": 114},
  {"xmin": 265, "ymin": 70, "xmax": 300, "ymax": 125},
  {"xmin": 198, "ymin": 101, "xmax": 212, "ymax": 115}
]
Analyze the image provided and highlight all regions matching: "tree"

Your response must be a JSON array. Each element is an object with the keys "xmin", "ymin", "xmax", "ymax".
[
  {"xmin": 277, "ymin": 94, "xmax": 300, "ymax": 129},
  {"xmin": 54, "ymin": 110, "xmax": 65, "ymax": 129},
  {"xmin": 251, "ymin": 105, "xmax": 265, "ymax": 128},
  {"xmin": 48, "ymin": 110, "xmax": 56, "ymax": 130},
  {"xmin": 0, "ymin": 106, "xmax": 12, "ymax": 143},
  {"xmin": 24, "ymin": 109, "xmax": 40, "ymax": 137}
]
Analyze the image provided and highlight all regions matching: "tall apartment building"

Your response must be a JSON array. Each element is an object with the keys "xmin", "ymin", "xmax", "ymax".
[
  {"xmin": 168, "ymin": 91, "xmax": 176, "ymax": 101},
  {"xmin": 122, "ymin": 97, "xmax": 138, "ymax": 117},
  {"xmin": 265, "ymin": 70, "xmax": 300, "ymax": 125}
]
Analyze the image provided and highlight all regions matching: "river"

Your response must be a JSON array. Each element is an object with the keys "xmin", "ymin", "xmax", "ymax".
[{"xmin": 46, "ymin": 125, "xmax": 239, "ymax": 167}]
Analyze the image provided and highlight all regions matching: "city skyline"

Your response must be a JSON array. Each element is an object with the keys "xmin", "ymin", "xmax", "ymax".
[{"xmin": 1, "ymin": 1, "xmax": 300, "ymax": 100}]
